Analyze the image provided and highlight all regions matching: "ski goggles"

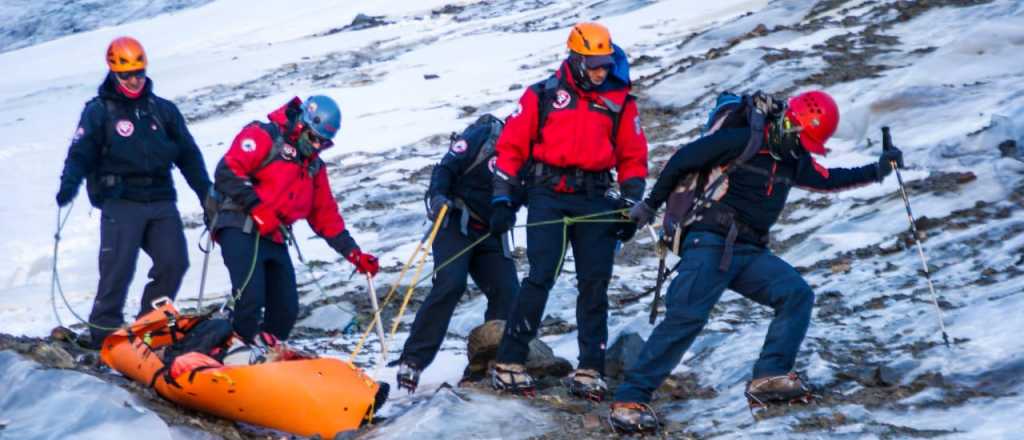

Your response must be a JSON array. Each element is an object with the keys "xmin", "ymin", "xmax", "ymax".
[
  {"xmin": 582, "ymin": 54, "xmax": 614, "ymax": 70},
  {"xmin": 115, "ymin": 70, "xmax": 146, "ymax": 81}
]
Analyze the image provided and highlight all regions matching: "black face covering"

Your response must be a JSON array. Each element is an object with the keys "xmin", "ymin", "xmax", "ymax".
[
  {"xmin": 567, "ymin": 53, "xmax": 595, "ymax": 91},
  {"xmin": 296, "ymin": 129, "xmax": 318, "ymax": 158},
  {"xmin": 768, "ymin": 114, "xmax": 805, "ymax": 160}
]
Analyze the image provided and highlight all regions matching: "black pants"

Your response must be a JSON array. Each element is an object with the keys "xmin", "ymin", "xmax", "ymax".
[
  {"xmin": 495, "ymin": 187, "xmax": 619, "ymax": 374},
  {"xmin": 400, "ymin": 218, "xmax": 519, "ymax": 369},
  {"xmin": 218, "ymin": 227, "xmax": 297, "ymax": 342},
  {"xmin": 90, "ymin": 199, "xmax": 189, "ymax": 342}
]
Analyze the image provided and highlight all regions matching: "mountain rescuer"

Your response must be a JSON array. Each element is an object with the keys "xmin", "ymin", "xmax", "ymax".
[
  {"xmin": 608, "ymin": 91, "xmax": 905, "ymax": 433},
  {"xmin": 488, "ymin": 22, "xmax": 649, "ymax": 401},
  {"xmin": 55, "ymin": 36, "xmax": 212, "ymax": 349},
  {"xmin": 394, "ymin": 114, "xmax": 521, "ymax": 392},
  {"xmin": 209, "ymin": 95, "xmax": 379, "ymax": 352}
]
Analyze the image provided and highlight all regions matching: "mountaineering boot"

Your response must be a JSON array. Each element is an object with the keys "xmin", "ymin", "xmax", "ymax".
[
  {"xmin": 745, "ymin": 372, "xmax": 813, "ymax": 409},
  {"xmin": 490, "ymin": 362, "xmax": 535, "ymax": 396},
  {"xmin": 396, "ymin": 361, "xmax": 422, "ymax": 393},
  {"xmin": 608, "ymin": 402, "xmax": 659, "ymax": 434},
  {"xmin": 565, "ymin": 368, "xmax": 608, "ymax": 402}
]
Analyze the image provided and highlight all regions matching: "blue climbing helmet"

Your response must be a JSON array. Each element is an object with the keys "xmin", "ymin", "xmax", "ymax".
[{"xmin": 301, "ymin": 95, "xmax": 341, "ymax": 141}]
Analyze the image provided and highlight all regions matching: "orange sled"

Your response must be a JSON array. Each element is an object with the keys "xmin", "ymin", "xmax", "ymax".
[{"xmin": 100, "ymin": 300, "xmax": 383, "ymax": 437}]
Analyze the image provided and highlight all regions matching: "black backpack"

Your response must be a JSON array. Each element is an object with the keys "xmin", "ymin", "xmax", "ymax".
[
  {"xmin": 660, "ymin": 92, "xmax": 771, "ymax": 254},
  {"xmin": 451, "ymin": 113, "xmax": 505, "ymax": 177}
]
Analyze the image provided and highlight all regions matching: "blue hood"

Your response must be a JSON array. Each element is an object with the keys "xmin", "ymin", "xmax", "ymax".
[{"xmin": 596, "ymin": 43, "xmax": 631, "ymax": 92}]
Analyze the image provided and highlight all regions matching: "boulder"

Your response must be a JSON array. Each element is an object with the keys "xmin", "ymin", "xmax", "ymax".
[
  {"xmin": 604, "ymin": 332, "xmax": 646, "ymax": 378},
  {"xmin": 464, "ymin": 320, "xmax": 572, "ymax": 380}
]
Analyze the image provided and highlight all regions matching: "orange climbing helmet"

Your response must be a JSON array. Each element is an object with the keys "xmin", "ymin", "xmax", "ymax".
[
  {"xmin": 106, "ymin": 36, "xmax": 147, "ymax": 72},
  {"xmin": 567, "ymin": 22, "xmax": 615, "ymax": 69},
  {"xmin": 567, "ymin": 22, "xmax": 613, "ymax": 56}
]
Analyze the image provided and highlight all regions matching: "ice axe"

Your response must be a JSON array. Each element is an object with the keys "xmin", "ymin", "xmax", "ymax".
[
  {"xmin": 648, "ymin": 226, "xmax": 668, "ymax": 325},
  {"xmin": 883, "ymin": 126, "xmax": 951, "ymax": 348}
]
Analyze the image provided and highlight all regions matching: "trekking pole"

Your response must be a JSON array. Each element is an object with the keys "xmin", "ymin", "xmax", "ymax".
[
  {"xmin": 882, "ymin": 126, "xmax": 951, "ymax": 348},
  {"xmin": 387, "ymin": 205, "xmax": 449, "ymax": 344},
  {"xmin": 365, "ymin": 274, "xmax": 388, "ymax": 362},
  {"xmin": 349, "ymin": 204, "xmax": 449, "ymax": 362},
  {"xmin": 196, "ymin": 227, "xmax": 214, "ymax": 311}
]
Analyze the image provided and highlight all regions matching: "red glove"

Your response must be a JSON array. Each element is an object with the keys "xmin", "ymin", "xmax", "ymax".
[
  {"xmin": 250, "ymin": 204, "xmax": 281, "ymax": 236},
  {"xmin": 347, "ymin": 249, "xmax": 379, "ymax": 276}
]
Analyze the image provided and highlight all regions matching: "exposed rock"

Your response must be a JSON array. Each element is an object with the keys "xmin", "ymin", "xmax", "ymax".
[
  {"xmin": 604, "ymin": 332, "xmax": 646, "ymax": 378},
  {"xmin": 464, "ymin": 320, "xmax": 572, "ymax": 380},
  {"xmin": 30, "ymin": 343, "xmax": 75, "ymax": 369},
  {"xmin": 998, "ymin": 139, "xmax": 1018, "ymax": 158}
]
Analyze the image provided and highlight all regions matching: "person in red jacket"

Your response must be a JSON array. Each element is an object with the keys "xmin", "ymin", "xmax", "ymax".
[
  {"xmin": 488, "ymin": 22, "xmax": 649, "ymax": 401},
  {"xmin": 210, "ymin": 95, "xmax": 378, "ymax": 352}
]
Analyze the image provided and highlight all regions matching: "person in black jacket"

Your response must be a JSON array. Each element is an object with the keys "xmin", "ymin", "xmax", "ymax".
[
  {"xmin": 394, "ymin": 115, "xmax": 520, "ymax": 392},
  {"xmin": 608, "ymin": 91, "xmax": 904, "ymax": 432},
  {"xmin": 55, "ymin": 37, "xmax": 211, "ymax": 348}
]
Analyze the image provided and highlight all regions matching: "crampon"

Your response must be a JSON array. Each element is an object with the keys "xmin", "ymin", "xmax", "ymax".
[
  {"xmin": 745, "ymin": 372, "xmax": 815, "ymax": 419},
  {"xmin": 396, "ymin": 361, "xmax": 422, "ymax": 393},
  {"xmin": 490, "ymin": 363, "xmax": 536, "ymax": 397},
  {"xmin": 565, "ymin": 368, "xmax": 608, "ymax": 402},
  {"xmin": 608, "ymin": 402, "xmax": 660, "ymax": 435}
]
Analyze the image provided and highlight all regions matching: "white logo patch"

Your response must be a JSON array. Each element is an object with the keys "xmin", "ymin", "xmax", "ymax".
[
  {"xmin": 241, "ymin": 138, "xmax": 257, "ymax": 153},
  {"xmin": 510, "ymin": 103, "xmax": 523, "ymax": 119},
  {"xmin": 282, "ymin": 144, "xmax": 297, "ymax": 160},
  {"xmin": 451, "ymin": 139, "xmax": 468, "ymax": 154},
  {"xmin": 115, "ymin": 120, "xmax": 134, "ymax": 137},
  {"xmin": 553, "ymin": 90, "xmax": 571, "ymax": 109},
  {"xmin": 634, "ymin": 115, "xmax": 642, "ymax": 135},
  {"xmin": 487, "ymin": 157, "xmax": 497, "ymax": 174},
  {"xmin": 72, "ymin": 126, "xmax": 85, "ymax": 143}
]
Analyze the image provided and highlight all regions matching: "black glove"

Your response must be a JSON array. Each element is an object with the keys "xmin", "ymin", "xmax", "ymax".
[
  {"xmin": 55, "ymin": 182, "xmax": 78, "ymax": 207},
  {"xmin": 629, "ymin": 200, "xmax": 656, "ymax": 227},
  {"xmin": 877, "ymin": 146, "xmax": 905, "ymax": 180},
  {"xmin": 425, "ymin": 194, "xmax": 450, "ymax": 220},
  {"xmin": 615, "ymin": 221, "xmax": 638, "ymax": 242},
  {"xmin": 489, "ymin": 199, "xmax": 516, "ymax": 236},
  {"xmin": 619, "ymin": 178, "xmax": 646, "ymax": 206}
]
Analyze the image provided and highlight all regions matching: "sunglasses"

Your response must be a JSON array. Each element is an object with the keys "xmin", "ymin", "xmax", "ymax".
[{"xmin": 115, "ymin": 70, "xmax": 146, "ymax": 81}]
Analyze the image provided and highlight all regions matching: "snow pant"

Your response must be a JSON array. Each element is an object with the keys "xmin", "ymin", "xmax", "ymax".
[
  {"xmin": 90, "ymin": 199, "xmax": 189, "ymax": 344},
  {"xmin": 218, "ymin": 227, "xmax": 297, "ymax": 342},
  {"xmin": 400, "ymin": 217, "xmax": 519, "ymax": 369},
  {"xmin": 614, "ymin": 230, "xmax": 815, "ymax": 403},
  {"xmin": 495, "ymin": 187, "xmax": 620, "ymax": 374}
]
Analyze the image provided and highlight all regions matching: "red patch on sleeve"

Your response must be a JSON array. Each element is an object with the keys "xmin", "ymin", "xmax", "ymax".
[{"xmin": 811, "ymin": 158, "xmax": 830, "ymax": 179}]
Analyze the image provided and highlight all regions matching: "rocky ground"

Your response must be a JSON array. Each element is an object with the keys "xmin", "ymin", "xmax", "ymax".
[{"xmin": 5, "ymin": 0, "xmax": 1023, "ymax": 438}]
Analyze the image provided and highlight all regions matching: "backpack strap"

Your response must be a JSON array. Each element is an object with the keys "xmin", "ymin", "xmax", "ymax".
[
  {"xmin": 532, "ymin": 76, "xmax": 562, "ymax": 149},
  {"xmin": 604, "ymin": 94, "xmax": 634, "ymax": 149},
  {"xmin": 255, "ymin": 121, "xmax": 285, "ymax": 171},
  {"xmin": 254, "ymin": 120, "xmax": 323, "ymax": 178},
  {"xmin": 461, "ymin": 114, "xmax": 504, "ymax": 176}
]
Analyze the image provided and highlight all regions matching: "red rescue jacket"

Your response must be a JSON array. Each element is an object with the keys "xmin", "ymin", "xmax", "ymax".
[
  {"xmin": 495, "ymin": 62, "xmax": 648, "ymax": 183},
  {"xmin": 213, "ymin": 99, "xmax": 348, "ymax": 246}
]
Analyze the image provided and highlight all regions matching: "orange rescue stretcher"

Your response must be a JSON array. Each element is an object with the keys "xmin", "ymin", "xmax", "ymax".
[{"xmin": 99, "ymin": 299, "xmax": 383, "ymax": 437}]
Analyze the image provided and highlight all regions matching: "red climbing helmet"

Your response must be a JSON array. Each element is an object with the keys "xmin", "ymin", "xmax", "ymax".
[{"xmin": 786, "ymin": 90, "xmax": 839, "ymax": 155}]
